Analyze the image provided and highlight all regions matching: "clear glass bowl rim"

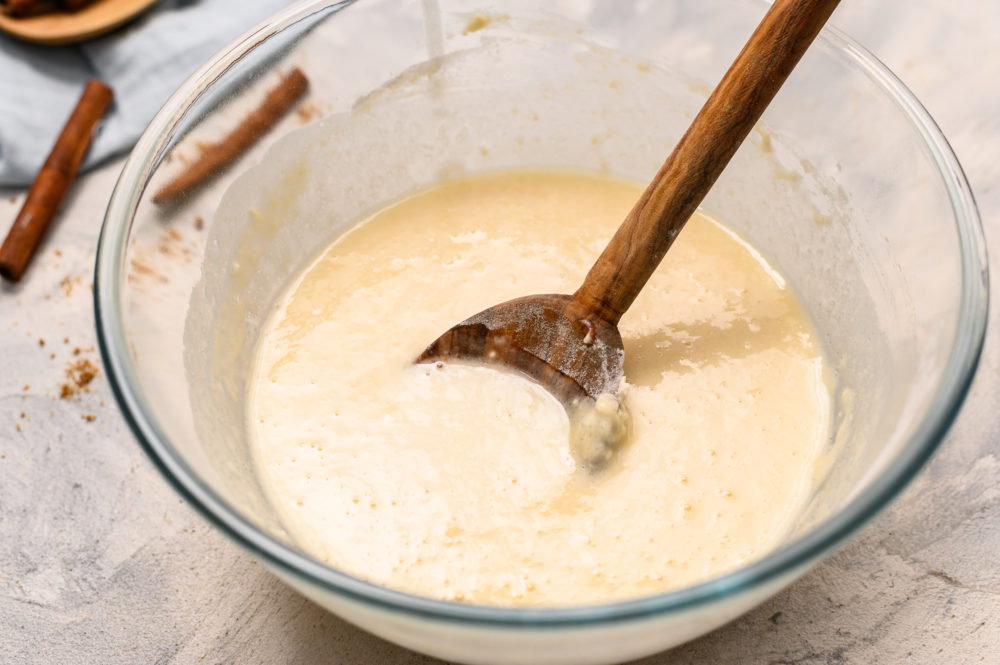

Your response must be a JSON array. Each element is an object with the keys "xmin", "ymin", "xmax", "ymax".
[{"xmin": 94, "ymin": 0, "xmax": 989, "ymax": 628}]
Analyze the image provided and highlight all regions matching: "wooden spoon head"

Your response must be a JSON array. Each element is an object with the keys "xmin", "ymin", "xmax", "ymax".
[{"xmin": 416, "ymin": 294, "xmax": 623, "ymax": 405}]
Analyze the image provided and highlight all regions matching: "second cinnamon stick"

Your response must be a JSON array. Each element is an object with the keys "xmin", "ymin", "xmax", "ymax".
[{"xmin": 153, "ymin": 68, "xmax": 309, "ymax": 205}]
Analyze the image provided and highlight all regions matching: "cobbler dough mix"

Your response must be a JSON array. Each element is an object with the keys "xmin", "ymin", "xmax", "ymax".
[{"xmin": 248, "ymin": 170, "xmax": 830, "ymax": 606}]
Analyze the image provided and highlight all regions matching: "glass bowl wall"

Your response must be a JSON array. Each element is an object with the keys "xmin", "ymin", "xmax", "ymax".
[{"xmin": 95, "ymin": 1, "xmax": 987, "ymax": 663}]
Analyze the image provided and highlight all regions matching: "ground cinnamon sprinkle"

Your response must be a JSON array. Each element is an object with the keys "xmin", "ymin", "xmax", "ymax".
[
  {"xmin": 60, "ymin": 358, "xmax": 99, "ymax": 399},
  {"xmin": 82, "ymin": 414, "xmax": 97, "ymax": 423},
  {"xmin": 129, "ymin": 257, "xmax": 167, "ymax": 283},
  {"xmin": 296, "ymin": 100, "xmax": 322, "ymax": 123},
  {"xmin": 130, "ymin": 258, "xmax": 156, "ymax": 275},
  {"xmin": 60, "ymin": 275, "xmax": 82, "ymax": 296}
]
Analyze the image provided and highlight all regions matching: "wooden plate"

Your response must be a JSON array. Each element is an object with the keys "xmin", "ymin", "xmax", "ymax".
[{"xmin": 0, "ymin": 0, "xmax": 159, "ymax": 45}]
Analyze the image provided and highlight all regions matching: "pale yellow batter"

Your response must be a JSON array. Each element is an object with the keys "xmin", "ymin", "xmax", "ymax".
[{"xmin": 249, "ymin": 170, "xmax": 830, "ymax": 606}]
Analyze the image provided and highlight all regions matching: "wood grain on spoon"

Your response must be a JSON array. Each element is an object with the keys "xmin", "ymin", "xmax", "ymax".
[{"xmin": 418, "ymin": 0, "xmax": 842, "ymax": 409}]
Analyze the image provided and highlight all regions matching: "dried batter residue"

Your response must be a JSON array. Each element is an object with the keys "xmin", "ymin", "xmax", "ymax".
[{"xmin": 463, "ymin": 12, "xmax": 508, "ymax": 35}]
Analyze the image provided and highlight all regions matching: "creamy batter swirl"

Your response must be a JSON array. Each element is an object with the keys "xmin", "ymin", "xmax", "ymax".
[{"xmin": 249, "ymin": 170, "xmax": 830, "ymax": 606}]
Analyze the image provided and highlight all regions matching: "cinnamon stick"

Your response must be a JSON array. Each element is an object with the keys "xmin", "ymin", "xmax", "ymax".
[
  {"xmin": 0, "ymin": 79, "xmax": 112, "ymax": 283},
  {"xmin": 153, "ymin": 68, "xmax": 310, "ymax": 205}
]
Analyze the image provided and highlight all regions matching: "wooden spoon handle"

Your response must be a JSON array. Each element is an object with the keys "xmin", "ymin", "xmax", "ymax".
[{"xmin": 574, "ymin": 0, "xmax": 841, "ymax": 324}]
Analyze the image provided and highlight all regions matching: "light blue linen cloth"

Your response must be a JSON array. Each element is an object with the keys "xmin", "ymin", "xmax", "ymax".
[{"xmin": 0, "ymin": 0, "xmax": 294, "ymax": 186}]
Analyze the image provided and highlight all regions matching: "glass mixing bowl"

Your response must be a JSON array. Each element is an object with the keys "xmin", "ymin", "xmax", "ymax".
[{"xmin": 94, "ymin": 1, "xmax": 988, "ymax": 663}]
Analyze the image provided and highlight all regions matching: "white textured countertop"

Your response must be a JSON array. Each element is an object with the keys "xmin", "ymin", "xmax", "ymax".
[{"xmin": 1, "ymin": 1, "xmax": 998, "ymax": 663}]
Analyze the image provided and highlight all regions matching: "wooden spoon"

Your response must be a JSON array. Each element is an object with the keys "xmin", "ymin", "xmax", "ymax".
[
  {"xmin": 0, "ymin": 0, "xmax": 159, "ymax": 45},
  {"xmin": 417, "ymin": 0, "xmax": 841, "ymax": 460}
]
